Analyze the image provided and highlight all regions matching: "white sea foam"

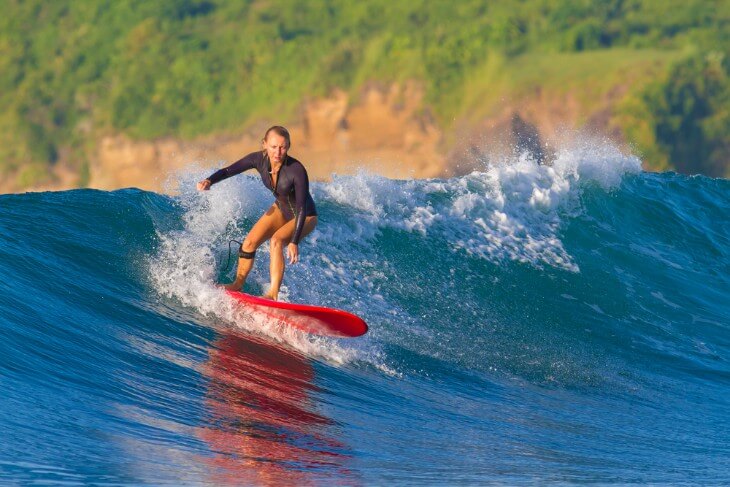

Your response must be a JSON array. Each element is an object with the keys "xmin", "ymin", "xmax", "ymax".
[
  {"xmin": 320, "ymin": 138, "xmax": 639, "ymax": 272},
  {"xmin": 147, "ymin": 167, "xmax": 367, "ymax": 366},
  {"xmin": 552, "ymin": 136, "xmax": 642, "ymax": 190},
  {"xmin": 147, "ymin": 138, "xmax": 639, "ymax": 372}
]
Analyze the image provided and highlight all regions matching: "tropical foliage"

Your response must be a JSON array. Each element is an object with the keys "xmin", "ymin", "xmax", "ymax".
[{"xmin": 1, "ymin": 0, "xmax": 728, "ymax": 186}]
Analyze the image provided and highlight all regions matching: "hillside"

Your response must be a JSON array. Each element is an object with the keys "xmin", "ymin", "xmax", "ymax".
[{"xmin": 1, "ymin": 0, "xmax": 728, "ymax": 191}]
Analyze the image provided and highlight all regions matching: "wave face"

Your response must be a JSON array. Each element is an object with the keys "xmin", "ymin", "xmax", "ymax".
[{"xmin": 2, "ymin": 144, "xmax": 729, "ymax": 484}]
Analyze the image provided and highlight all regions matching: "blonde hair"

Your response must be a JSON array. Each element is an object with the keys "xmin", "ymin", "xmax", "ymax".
[{"xmin": 263, "ymin": 126, "xmax": 291, "ymax": 147}]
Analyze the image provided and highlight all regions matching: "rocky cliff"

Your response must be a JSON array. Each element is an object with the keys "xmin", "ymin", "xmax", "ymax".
[
  {"xmin": 13, "ymin": 80, "xmax": 636, "ymax": 193},
  {"xmin": 89, "ymin": 83, "xmax": 445, "ymax": 192}
]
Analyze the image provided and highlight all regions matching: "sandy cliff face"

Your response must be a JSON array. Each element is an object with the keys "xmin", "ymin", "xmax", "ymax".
[
  {"xmin": 11, "ymin": 80, "xmax": 630, "ymax": 194},
  {"xmin": 90, "ymin": 83, "xmax": 445, "ymax": 192}
]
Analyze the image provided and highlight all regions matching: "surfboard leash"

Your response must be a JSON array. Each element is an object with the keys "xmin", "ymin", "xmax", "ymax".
[{"xmin": 221, "ymin": 239, "xmax": 242, "ymax": 273}]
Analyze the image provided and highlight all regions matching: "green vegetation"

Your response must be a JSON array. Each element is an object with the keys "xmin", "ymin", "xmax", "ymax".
[
  {"xmin": 643, "ymin": 51, "xmax": 730, "ymax": 175},
  {"xmin": 1, "ymin": 0, "xmax": 728, "ymax": 187}
]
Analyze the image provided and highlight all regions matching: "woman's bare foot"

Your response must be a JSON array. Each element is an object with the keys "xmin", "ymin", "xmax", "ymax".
[
  {"xmin": 261, "ymin": 290, "xmax": 278, "ymax": 301},
  {"xmin": 223, "ymin": 279, "xmax": 244, "ymax": 291}
]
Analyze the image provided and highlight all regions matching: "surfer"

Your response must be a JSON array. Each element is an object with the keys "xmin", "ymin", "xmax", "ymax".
[{"xmin": 197, "ymin": 126, "xmax": 318, "ymax": 301}]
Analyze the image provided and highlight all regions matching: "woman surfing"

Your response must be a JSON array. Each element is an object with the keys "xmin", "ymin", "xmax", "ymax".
[{"xmin": 197, "ymin": 126, "xmax": 318, "ymax": 301}]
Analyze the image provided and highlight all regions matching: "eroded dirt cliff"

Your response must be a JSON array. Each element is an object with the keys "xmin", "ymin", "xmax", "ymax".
[{"xmin": 11, "ymin": 80, "xmax": 633, "ymax": 193}]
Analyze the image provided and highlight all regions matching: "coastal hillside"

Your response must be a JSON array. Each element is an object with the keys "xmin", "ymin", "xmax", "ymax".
[{"xmin": 1, "ymin": 0, "xmax": 728, "ymax": 191}]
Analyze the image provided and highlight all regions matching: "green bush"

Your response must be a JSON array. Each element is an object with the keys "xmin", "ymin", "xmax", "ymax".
[{"xmin": 647, "ymin": 51, "xmax": 730, "ymax": 177}]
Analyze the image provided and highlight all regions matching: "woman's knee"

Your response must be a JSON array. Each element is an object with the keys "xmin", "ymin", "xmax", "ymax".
[
  {"xmin": 270, "ymin": 234, "xmax": 289, "ymax": 251},
  {"xmin": 242, "ymin": 236, "xmax": 260, "ymax": 253}
]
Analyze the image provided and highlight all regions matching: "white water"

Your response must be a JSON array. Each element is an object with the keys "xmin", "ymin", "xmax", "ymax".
[{"xmin": 147, "ymin": 139, "xmax": 640, "ymax": 373}]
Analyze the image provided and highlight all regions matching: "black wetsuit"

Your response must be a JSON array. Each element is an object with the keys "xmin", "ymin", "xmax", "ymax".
[{"xmin": 206, "ymin": 151, "xmax": 317, "ymax": 244}]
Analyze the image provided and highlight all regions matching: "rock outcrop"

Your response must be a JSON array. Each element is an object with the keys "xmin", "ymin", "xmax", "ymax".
[
  {"xmin": 12, "ymin": 80, "xmax": 634, "ymax": 193},
  {"xmin": 90, "ymin": 83, "xmax": 445, "ymax": 192}
]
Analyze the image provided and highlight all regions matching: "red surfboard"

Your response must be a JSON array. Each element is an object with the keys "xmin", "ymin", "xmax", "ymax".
[{"xmin": 225, "ymin": 290, "xmax": 368, "ymax": 338}]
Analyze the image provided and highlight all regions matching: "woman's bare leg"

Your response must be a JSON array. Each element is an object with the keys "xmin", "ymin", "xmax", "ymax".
[
  {"xmin": 265, "ymin": 216, "xmax": 318, "ymax": 300},
  {"xmin": 224, "ymin": 205, "xmax": 287, "ymax": 291}
]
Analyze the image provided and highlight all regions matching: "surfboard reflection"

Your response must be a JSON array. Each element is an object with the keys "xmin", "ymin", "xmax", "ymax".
[{"xmin": 198, "ymin": 330, "xmax": 356, "ymax": 485}]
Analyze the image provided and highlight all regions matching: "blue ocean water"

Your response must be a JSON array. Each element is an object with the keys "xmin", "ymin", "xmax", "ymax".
[{"xmin": 1, "ymin": 143, "xmax": 729, "ymax": 485}]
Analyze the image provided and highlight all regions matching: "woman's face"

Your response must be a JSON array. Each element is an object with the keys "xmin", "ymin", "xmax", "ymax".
[{"xmin": 263, "ymin": 133, "xmax": 289, "ymax": 165}]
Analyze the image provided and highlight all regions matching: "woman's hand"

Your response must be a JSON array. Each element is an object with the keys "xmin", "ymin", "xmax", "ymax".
[
  {"xmin": 197, "ymin": 179, "xmax": 211, "ymax": 191},
  {"xmin": 287, "ymin": 243, "xmax": 299, "ymax": 264}
]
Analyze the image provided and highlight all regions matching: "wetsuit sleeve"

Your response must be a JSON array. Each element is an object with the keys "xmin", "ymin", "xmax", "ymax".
[
  {"xmin": 291, "ymin": 165, "xmax": 310, "ymax": 245},
  {"xmin": 206, "ymin": 152, "xmax": 258, "ymax": 185}
]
